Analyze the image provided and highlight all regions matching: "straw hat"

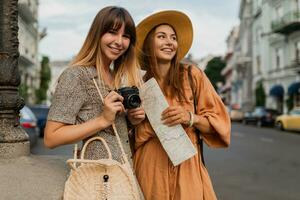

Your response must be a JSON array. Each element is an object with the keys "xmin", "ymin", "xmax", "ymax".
[{"xmin": 136, "ymin": 10, "xmax": 193, "ymax": 61}]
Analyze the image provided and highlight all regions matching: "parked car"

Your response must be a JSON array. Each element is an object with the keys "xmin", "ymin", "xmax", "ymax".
[
  {"xmin": 226, "ymin": 104, "xmax": 244, "ymax": 122},
  {"xmin": 243, "ymin": 107, "xmax": 280, "ymax": 127},
  {"xmin": 20, "ymin": 106, "xmax": 39, "ymax": 147},
  {"xmin": 229, "ymin": 108, "xmax": 244, "ymax": 122},
  {"xmin": 28, "ymin": 104, "xmax": 49, "ymax": 137},
  {"xmin": 275, "ymin": 107, "xmax": 300, "ymax": 131}
]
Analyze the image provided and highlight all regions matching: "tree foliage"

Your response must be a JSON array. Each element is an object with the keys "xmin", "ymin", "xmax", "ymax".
[
  {"xmin": 35, "ymin": 56, "xmax": 51, "ymax": 104},
  {"xmin": 255, "ymin": 81, "xmax": 266, "ymax": 106},
  {"xmin": 19, "ymin": 83, "xmax": 29, "ymax": 102},
  {"xmin": 204, "ymin": 57, "xmax": 226, "ymax": 91}
]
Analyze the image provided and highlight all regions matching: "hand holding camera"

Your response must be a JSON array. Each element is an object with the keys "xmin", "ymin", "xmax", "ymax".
[
  {"xmin": 102, "ymin": 86, "xmax": 142, "ymax": 126},
  {"xmin": 127, "ymin": 107, "xmax": 146, "ymax": 126},
  {"xmin": 117, "ymin": 86, "xmax": 145, "ymax": 125},
  {"xmin": 102, "ymin": 91, "xmax": 125, "ymax": 125},
  {"xmin": 116, "ymin": 86, "xmax": 141, "ymax": 109}
]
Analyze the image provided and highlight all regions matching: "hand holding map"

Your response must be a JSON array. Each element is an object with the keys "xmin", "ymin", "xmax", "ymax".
[{"xmin": 140, "ymin": 78, "xmax": 197, "ymax": 166}]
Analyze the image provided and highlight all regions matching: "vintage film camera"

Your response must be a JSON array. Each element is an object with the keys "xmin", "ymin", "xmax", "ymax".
[{"xmin": 116, "ymin": 86, "xmax": 141, "ymax": 109}]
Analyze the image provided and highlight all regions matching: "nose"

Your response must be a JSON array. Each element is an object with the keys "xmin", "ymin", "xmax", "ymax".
[
  {"xmin": 165, "ymin": 37, "xmax": 173, "ymax": 46},
  {"xmin": 115, "ymin": 34, "xmax": 123, "ymax": 45}
]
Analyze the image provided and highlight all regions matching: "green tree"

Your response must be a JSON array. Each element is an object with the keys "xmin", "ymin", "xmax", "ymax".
[
  {"xmin": 204, "ymin": 57, "xmax": 226, "ymax": 90},
  {"xmin": 35, "ymin": 56, "xmax": 51, "ymax": 104},
  {"xmin": 19, "ymin": 83, "xmax": 29, "ymax": 102},
  {"xmin": 255, "ymin": 81, "xmax": 266, "ymax": 106}
]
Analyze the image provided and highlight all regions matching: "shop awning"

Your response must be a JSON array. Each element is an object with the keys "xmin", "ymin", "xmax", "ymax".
[
  {"xmin": 269, "ymin": 85, "xmax": 284, "ymax": 97},
  {"xmin": 288, "ymin": 82, "xmax": 300, "ymax": 95}
]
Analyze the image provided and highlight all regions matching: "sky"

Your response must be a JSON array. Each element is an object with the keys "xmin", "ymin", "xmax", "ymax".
[{"xmin": 39, "ymin": 0, "xmax": 240, "ymax": 62}]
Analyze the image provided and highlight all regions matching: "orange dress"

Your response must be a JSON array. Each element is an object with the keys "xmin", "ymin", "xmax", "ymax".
[{"xmin": 133, "ymin": 66, "xmax": 231, "ymax": 200}]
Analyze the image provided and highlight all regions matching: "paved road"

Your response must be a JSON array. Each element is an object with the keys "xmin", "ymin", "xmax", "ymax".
[
  {"xmin": 32, "ymin": 123, "xmax": 300, "ymax": 200},
  {"xmin": 205, "ymin": 122, "xmax": 300, "ymax": 200}
]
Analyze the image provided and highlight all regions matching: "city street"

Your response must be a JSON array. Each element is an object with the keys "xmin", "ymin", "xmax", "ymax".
[
  {"xmin": 32, "ymin": 123, "xmax": 300, "ymax": 200},
  {"xmin": 206, "ymin": 122, "xmax": 300, "ymax": 200},
  {"xmin": 1, "ymin": 0, "xmax": 299, "ymax": 199}
]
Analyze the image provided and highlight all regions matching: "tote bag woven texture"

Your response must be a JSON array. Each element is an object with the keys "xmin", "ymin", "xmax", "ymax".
[
  {"xmin": 63, "ymin": 136, "xmax": 140, "ymax": 200},
  {"xmin": 63, "ymin": 77, "xmax": 143, "ymax": 200}
]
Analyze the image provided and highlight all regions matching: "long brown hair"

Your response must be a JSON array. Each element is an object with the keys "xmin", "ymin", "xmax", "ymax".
[
  {"xmin": 71, "ymin": 6, "xmax": 142, "ymax": 88},
  {"xmin": 140, "ymin": 24, "xmax": 185, "ymax": 100}
]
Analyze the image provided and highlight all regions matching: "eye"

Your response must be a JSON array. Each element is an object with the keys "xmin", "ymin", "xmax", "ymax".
[
  {"xmin": 108, "ymin": 29, "xmax": 117, "ymax": 34},
  {"xmin": 171, "ymin": 35, "xmax": 177, "ymax": 41},
  {"xmin": 123, "ymin": 34, "xmax": 130, "ymax": 39},
  {"xmin": 157, "ymin": 34, "xmax": 165, "ymax": 39}
]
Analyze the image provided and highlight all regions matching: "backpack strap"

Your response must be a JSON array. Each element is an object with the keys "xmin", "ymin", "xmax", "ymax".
[{"xmin": 187, "ymin": 65, "xmax": 205, "ymax": 166}]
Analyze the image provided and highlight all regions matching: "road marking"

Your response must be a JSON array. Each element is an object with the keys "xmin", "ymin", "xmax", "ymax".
[
  {"xmin": 260, "ymin": 137, "xmax": 274, "ymax": 143},
  {"xmin": 232, "ymin": 132, "xmax": 245, "ymax": 138}
]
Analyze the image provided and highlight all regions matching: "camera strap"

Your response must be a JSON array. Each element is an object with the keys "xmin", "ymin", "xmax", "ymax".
[
  {"xmin": 187, "ymin": 65, "xmax": 205, "ymax": 166},
  {"xmin": 92, "ymin": 77, "xmax": 131, "ymax": 167}
]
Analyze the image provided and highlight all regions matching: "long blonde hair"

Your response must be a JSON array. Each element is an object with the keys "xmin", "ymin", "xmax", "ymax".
[{"xmin": 71, "ymin": 6, "xmax": 142, "ymax": 88}]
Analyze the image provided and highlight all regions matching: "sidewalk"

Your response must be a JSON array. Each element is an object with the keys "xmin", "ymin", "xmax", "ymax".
[{"xmin": 0, "ymin": 155, "xmax": 69, "ymax": 200}]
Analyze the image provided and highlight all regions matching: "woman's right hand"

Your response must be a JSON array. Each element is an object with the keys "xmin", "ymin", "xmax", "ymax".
[{"xmin": 101, "ymin": 91, "xmax": 125, "ymax": 125}]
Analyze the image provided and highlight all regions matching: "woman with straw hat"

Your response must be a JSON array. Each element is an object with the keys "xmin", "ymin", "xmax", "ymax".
[{"xmin": 131, "ymin": 10, "xmax": 231, "ymax": 199}]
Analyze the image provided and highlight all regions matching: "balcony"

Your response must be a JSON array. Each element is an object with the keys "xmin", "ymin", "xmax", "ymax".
[
  {"xmin": 271, "ymin": 10, "xmax": 300, "ymax": 35},
  {"xmin": 18, "ymin": 1, "xmax": 37, "ymax": 24},
  {"xmin": 19, "ymin": 54, "xmax": 35, "ymax": 67}
]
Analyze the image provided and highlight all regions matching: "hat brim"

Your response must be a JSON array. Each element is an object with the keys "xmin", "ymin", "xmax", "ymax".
[{"xmin": 136, "ymin": 10, "xmax": 193, "ymax": 61}]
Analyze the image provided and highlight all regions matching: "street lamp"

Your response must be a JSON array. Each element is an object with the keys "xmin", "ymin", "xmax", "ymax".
[{"xmin": 0, "ymin": 0, "xmax": 30, "ymax": 158}]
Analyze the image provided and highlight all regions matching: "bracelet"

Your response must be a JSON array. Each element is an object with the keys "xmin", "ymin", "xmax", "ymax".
[{"xmin": 188, "ymin": 111, "xmax": 194, "ymax": 127}]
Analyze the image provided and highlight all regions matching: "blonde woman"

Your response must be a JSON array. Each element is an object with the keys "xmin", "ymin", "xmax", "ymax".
[
  {"xmin": 44, "ymin": 6, "xmax": 145, "ymax": 163},
  {"xmin": 133, "ymin": 10, "xmax": 231, "ymax": 200}
]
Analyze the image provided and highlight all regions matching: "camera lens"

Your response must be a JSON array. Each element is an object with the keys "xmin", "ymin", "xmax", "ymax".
[{"xmin": 128, "ymin": 94, "xmax": 141, "ymax": 108}]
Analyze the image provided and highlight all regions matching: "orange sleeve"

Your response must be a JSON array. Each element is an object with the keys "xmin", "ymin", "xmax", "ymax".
[{"xmin": 191, "ymin": 66, "xmax": 231, "ymax": 148}]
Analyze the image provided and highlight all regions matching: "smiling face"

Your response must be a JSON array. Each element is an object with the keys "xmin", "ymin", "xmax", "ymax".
[
  {"xmin": 100, "ymin": 23, "xmax": 130, "ymax": 64},
  {"xmin": 153, "ymin": 24, "xmax": 178, "ymax": 63}
]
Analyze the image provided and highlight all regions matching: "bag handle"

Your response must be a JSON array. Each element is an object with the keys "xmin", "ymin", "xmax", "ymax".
[
  {"xmin": 68, "ymin": 136, "xmax": 113, "ymax": 170},
  {"xmin": 187, "ymin": 65, "xmax": 205, "ymax": 166},
  {"xmin": 92, "ymin": 78, "xmax": 130, "ymax": 166},
  {"xmin": 80, "ymin": 136, "xmax": 113, "ymax": 160}
]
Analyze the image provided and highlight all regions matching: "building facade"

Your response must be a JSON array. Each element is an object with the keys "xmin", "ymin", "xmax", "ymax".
[
  {"xmin": 18, "ymin": 0, "xmax": 40, "ymax": 104},
  {"xmin": 229, "ymin": 0, "xmax": 300, "ymax": 113},
  {"xmin": 48, "ymin": 60, "xmax": 70, "ymax": 104},
  {"xmin": 231, "ymin": 0, "xmax": 254, "ymax": 112},
  {"xmin": 252, "ymin": 0, "xmax": 300, "ymax": 113},
  {"xmin": 221, "ymin": 26, "xmax": 239, "ymax": 106}
]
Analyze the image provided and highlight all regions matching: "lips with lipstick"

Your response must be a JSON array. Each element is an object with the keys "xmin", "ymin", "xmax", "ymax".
[
  {"xmin": 160, "ymin": 47, "xmax": 175, "ymax": 55},
  {"xmin": 108, "ymin": 45, "xmax": 124, "ymax": 55},
  {"xmin": 160, "ymin": 47, "xmax": 176, "ymax": 55}
]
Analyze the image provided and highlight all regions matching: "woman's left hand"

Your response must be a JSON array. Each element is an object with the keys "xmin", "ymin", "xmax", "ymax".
[
  {"xmin": 161, "ymin": 106, "xmax": 190, "ymax": 127},
  {"xmin": 127, "ymin": 107, "xmax": 146, "ymax": 125}
]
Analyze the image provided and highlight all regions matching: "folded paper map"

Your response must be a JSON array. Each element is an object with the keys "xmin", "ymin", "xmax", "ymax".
[{"xmin": 140, "ymin": 78, "xmax": 197, "ymax": 166}]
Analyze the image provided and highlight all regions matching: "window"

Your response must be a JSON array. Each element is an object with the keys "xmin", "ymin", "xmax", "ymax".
[
  {"xmin": 275, "ymin": 49, "xmax": 280, "ymax": 69},
  {"xmin": 254, "ymin": 0, "xmax": 262, "ymax": 11},
  {"xmin": 274, "ymin": 5, "xmax": 283, "ymax": 20},
  {"xmin": 296, "ymin": 0, "xmax": 300, "ymax": 11},
  {"xmin": 295, "ymin": 41, "xmax": 300, "ymax": 62},
  {"xmin": 290, "ymin": 108, "xmax": 300, "ymax": 115},
  {"xmin": 256, "ymin": 28, "xmax": 262, "ymax": 43},
  {"xmin": 257, "ymin": 0, "xmax": 262, "ymax": 7},
  {"xmin": 275, "ymin": 48, "xmax": 282, "ymax": 69},
  {"xmin": 256, "ymin": 55, "xmax": 261, "ymax": 74}
]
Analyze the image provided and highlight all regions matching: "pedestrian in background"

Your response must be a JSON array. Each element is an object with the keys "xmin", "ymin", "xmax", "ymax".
[
  {"xmin": 44, "ymin": 6, "xmax": 145, "ymax": 164},
  {"xmin": 132, "ymin": 10, "xmax": 231, "ymax": 200}
]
